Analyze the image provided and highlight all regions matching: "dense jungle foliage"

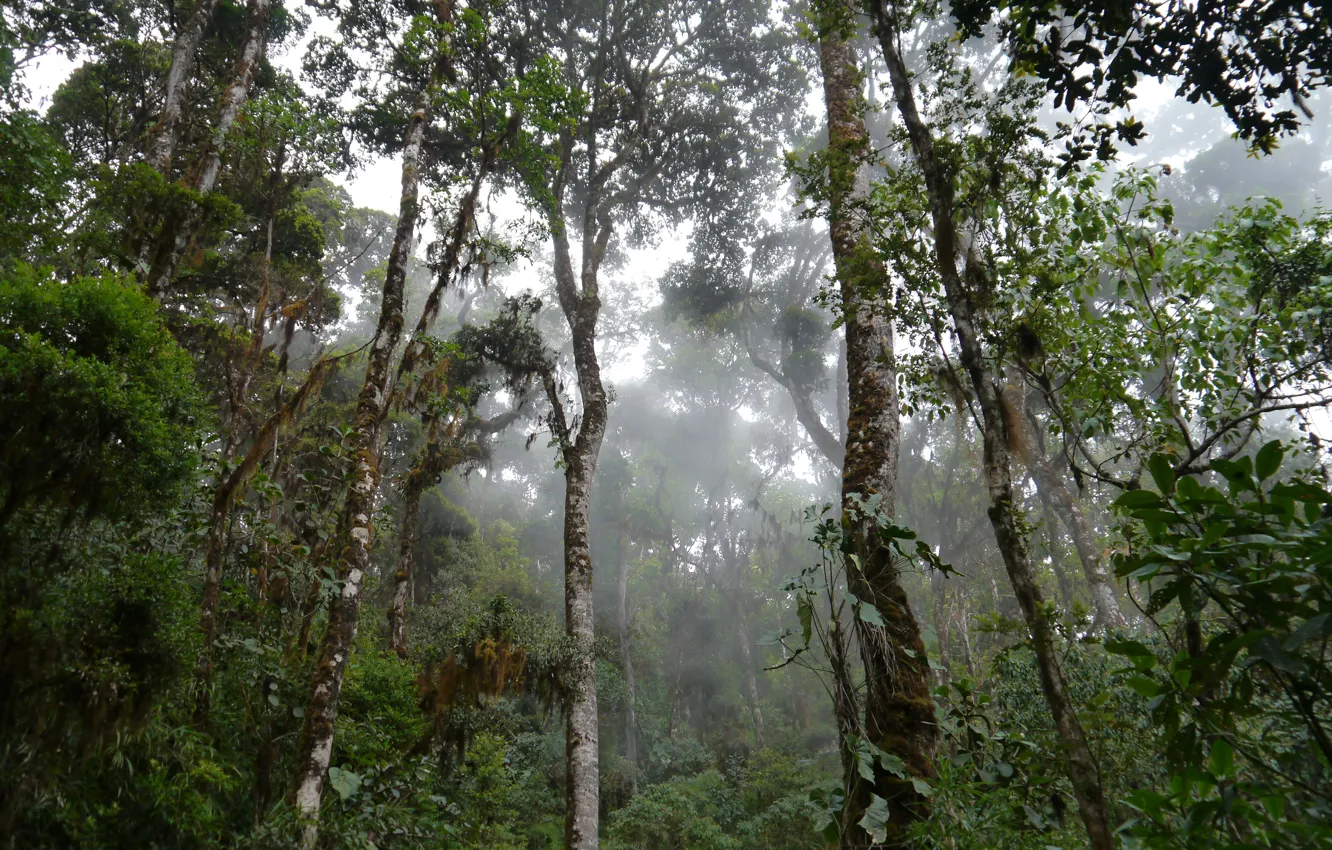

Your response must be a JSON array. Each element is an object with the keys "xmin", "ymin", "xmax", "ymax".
[{"xmin": 2, "ymin": 0, "xmax": 1331, "ymax": 847}]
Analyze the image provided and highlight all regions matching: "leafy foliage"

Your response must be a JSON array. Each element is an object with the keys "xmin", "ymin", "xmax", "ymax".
[{"xmin": 0, "ymin": 266, "xmax": 202, "ymax": 523}]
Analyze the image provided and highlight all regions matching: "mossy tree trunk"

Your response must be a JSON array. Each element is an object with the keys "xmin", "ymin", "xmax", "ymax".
[
  {"xmin": 816, "ymin": 1, "xmax": 937, "ymax": 844},
  {"xmin": 870, "ymin": 6, "xmax": 1115, "ymax": 846},
  {"xmin": 287, "ymin": 90, "xmax": 426, "ymax": 848}
]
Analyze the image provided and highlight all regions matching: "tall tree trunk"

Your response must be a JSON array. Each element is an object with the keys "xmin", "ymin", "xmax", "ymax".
[
  {"xmin": 817, "ymin": 1, "xmax": 936, "ymax": 843},
  {"xmin": 870, "ymin": 8, "xmax": 1114, "ymax": 847},
  {"xmin": 668, "ymin": 641, "xmax": 686, "ymax": 742},
  {"xmin": 387, "ymin": 466, "xmax": 424, "ymax": 658},
  {"xmin": 562, "ymin": 446, "xmax": 601, "ymax": 850},
  {"xmin": 543, "ymin": 208, "xmax": 610, "ymax": 849},
  {"xmin": 954, "ymin": 585, "xmax": 976, "ymax": 679},
  {"xmin": 145, "ymin": 0, "xmax": 222, "ymax": 174},
  {"xmin": 930, "ymin": 567, "xmax": 951, "ymax": 688},
  {"xmin": 145, "ymin": 0, "xmax": 270, "ymax": 297},
  {"xmin": 1030, "ymin": 456, "xmax": 1125, "ymax": 630},
  {"xmin": 735, "ymin": 605, "xmax": 767, "ymax": 748},
  {"xmin": 287, "ymin": 92, "xmax": 426, "ymax": 847},
  {"xmin": 616, "ymin": 527, "xmax": 638, "ymax": 793}
]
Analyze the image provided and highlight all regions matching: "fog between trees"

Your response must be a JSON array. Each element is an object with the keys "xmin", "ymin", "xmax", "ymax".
[{"xmin": 2, "ymin": 0, "xmax": 1332, "ymax": 847}]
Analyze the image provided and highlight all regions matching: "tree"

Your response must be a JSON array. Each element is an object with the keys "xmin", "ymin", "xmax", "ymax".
[
  {"xmin": 0, "ymin": 265, "xmax": 202, "ymax": 527},
  {"xmin": 801, "ymin": 1, "xmax": 939, "ymax": 843},
  {"xmin": 509, "ymin": 1, "xmax": 803, "ymax": 844},
  {"xmin": 144, "ymin": 0, "xmax": 274, "ymax": 295},
  {"xmin": 867, "ymin": 3, "xmax": 1115, "ymax": 845}
]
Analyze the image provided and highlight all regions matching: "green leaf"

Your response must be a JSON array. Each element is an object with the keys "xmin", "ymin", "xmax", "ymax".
[
  {"xmin": 797, "ymin": 596, "xmax": 813, "ymax": 647},
  {"xmin": 1105, "ymin": 639, "xmax": 1157, "ymax": 668},
  {"xmin": 1210, "ymin": 738, "xmax": 1234, "ymax": 778},
  {"xmin": 1253, "ymin": 636, "xmax": 1308, "ymax": 674},
  {"xmin": 327, "ymin": 766, "xmax": 362, "ymax": 801},
  {"xmin": 757, "ymin": 629, "xmax": 789, "ymax": 646},
  {"xmin": 1255, "ymin": 441, "xmax": 1284, "ymax": 481},
  {"xmin": 878, "ymin": 752, "xmax": 907, "ymax": 777},
  {"xmin": 1148, "ymin": 453, "xmax": 1176, "ymax": 494},
  {"xmin": 857, "ymin": 745, "xmax": 876, "ymax": 782},
  {"xmin": 858, "ymin": 794, "xmax": 891, "ymax": 844},
  {"xmin": 1284, "ymin": 614, "xmax": 1332, "ymax": 651},
  {"xmin": 1024, "ymin": 804, "xmax": 1046, "ymax": 829},
  {"xmin": 1176, "ymin": 475, "xmax": 1204, "ymax": 501},
  {"xmin": 1125, "ymin": 676, "xmax": 1162, "ymax": 698},
  {"xmin": 911, "ymin": 777, "xmax": 934, "ymax": 798},
  {"xmin": 857, "ymin": 600, "xmax": 886, "ymax": 628},
  {"xmin": 1115, "ymin": 490, "xmax": 1163, "ymax": 508}
]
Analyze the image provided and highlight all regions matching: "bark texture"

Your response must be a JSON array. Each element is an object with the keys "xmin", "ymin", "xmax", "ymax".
[
  {"xmin": 146, "ymin": 0, "xmax": 270, "ymax": 297},
  {"xmin": 547, "ymin": 211, "xmax": 609, "ymax": 848},
  {"xmin": 145, "ymin": 0, "xmax": 222, "ymax": 175},
  {"xmin": 817, "ymin": 1, "xmax": 936, "ymax": 843},
  {"xmin": 869, "ymin": 6, "xmax": 1114, "ymax": 847},
  {"xmin": 287, "ymin": 94, "xmax": 426, "ymax": 846}
]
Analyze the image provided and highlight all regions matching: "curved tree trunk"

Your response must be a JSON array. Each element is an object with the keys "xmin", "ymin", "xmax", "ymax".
[
  {"xmin": 870, "ymin": 8, "xmax": 1114, "ymax": 847},
  {"xmin": 146, "ymin": 0, "xmax": 270, "ymax": 297},
  {"xmin": 744, "ymin": 321, "xmax": 845, "ymax": 467},
  {"xmin": 287, "ymin": 92, "xmax": 426, "ymax": 848},
  {"xmin": 817, "ymin": 1, "xmax": 936, "ymax": 844}
]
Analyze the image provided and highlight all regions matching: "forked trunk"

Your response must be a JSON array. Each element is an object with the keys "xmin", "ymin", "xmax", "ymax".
[
  {"xmin": 146, "ymin": 0, "xmax": 271, "ymax": 297},
  {"xmin": 817, "ymin": 1, "xmax": 936, "ymax": 843},
  {"xmin": 145, "ymin": 0, "xmax": 222, "ymax": 174},
  {"xmin": 871, "ymin": 7, "xmax": 1114, "ymax": 845},
  {"xmin": 543, "ymin": 218, "xmax": 610, "ymax": 849},
  {"xmin": 287, "ymin": 92, "xmax": 426, "ymax": 847}
]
